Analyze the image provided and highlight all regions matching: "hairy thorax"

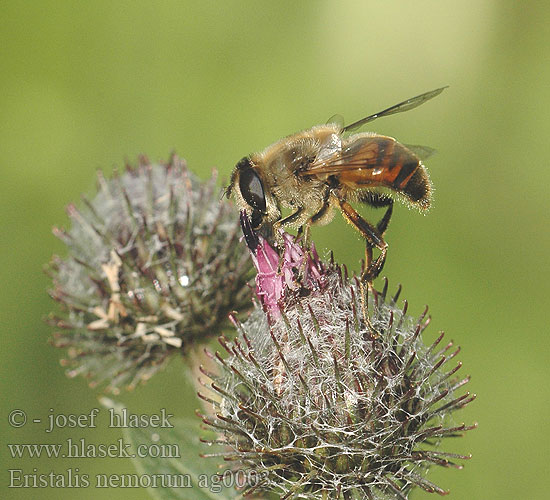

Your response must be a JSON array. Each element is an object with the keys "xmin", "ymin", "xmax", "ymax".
[{"xmin": 253, "ymin": 126, "xmax": 342, "ymax": 225}]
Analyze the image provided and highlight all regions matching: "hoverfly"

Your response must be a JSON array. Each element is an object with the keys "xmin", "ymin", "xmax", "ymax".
[{"xmin": 227, "ymin": 87, "xmax": 446, "ymax": 282}]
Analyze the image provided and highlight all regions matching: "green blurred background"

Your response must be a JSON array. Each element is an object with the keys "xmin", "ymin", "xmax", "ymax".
[{"xmin": 2, "ymin": 1, "xmax": 549, "ymax": 499}]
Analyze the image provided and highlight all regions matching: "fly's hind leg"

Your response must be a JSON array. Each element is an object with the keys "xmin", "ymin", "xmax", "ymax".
[
  {"xmin": 374, "ymin": 196, "xmax": 393, "ymax": 235},
  {"xmin": 358, "ymin": 192, "xmax": 394, "ymax": 281},
  {"xmin": 358, "ymin": 191, "xmax": 394, "ymax": 228},
  {"xmin": 336, "ymin": 198, "xmax": 389, "ymax": 283},
  {"xmin": 336, "ymin": 196, "xmax": 392, "ymax": 337}
]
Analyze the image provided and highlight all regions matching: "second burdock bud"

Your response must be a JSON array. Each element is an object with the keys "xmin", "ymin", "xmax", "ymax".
[{"xmin": 47, "ymin": 156, "xmax": 254, "ymax": 393}]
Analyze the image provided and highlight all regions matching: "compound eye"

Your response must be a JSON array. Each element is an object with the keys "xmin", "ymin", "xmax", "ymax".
[{"xmin": 238, "ymin": 159, "xmax": 266, "ymax": 214}]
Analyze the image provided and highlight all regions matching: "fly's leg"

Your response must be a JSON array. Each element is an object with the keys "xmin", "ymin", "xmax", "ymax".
[
  {"xmin": 337, "ymin": 198, "xmax": 390, "ymax": 283},
  {"xmin": 336, "ymin": 197, "xmax": 392, "ymax": 337},
  {"xmin": 358, "ymin": 192, "xmax": 394, "ymax": 281},
  {"xmin": 296, "ymin": 186, "xmax": 332, "ymax": 250},
  {"xmin": 272, "ymin": 206, "xmax": 304, "ymax": 249}
]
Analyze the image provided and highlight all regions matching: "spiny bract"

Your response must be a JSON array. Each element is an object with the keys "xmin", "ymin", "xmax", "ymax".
[
  {"xmin": 199, "ymin": 234, "xmax": 475, "ymax": 500},
  {"xmin": 47, "ymin": 155, "xmax": 253, "ymax": 393}
]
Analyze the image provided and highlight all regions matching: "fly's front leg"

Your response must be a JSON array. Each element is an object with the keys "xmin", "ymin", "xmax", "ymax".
[
  {"xmin": 272, "ymin": 206, "xmax": 304, "ymax": 249},
  {"xmin": 297, "ymin": 224, "xmax": 311, "ymax": 249},
  {"xmin": 272, "ymin": 206, "xmax": 314, "ymax": 281}
]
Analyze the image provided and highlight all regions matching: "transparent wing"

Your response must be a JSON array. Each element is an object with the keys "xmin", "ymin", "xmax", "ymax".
[
  {"xmin": 302, "ymin": 135, "xmax": 416, "ymax": 176},
  {"xmin": 403, "ymin": 144, "xmax": 437, "ymax": 161},
  {"xmin": 299, "ymin": 135, "xmax": 424, "ymax": 192},
  {"xmin": 342, "ymin": 86, "xmax": 448, "ymax": 133},
  {"xmin": 325, "ymin": 113, "xmax": 345, "ymax": 128}
]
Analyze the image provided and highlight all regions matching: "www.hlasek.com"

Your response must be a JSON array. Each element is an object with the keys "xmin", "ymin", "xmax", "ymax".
[
  {"xmin": 8, "ymin": 469, "xmax": 266, "ymax": 491},
  {"xmin": 7, "ymin": 436, "xmax": 179, "ymax": 460}
]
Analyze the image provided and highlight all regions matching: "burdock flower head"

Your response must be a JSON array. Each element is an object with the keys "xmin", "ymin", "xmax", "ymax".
[
  {"xmin": 47, "ymin": 155, "xmax": 253, "ymax": 393},
  {"xmin": 198, "ymin": 217, "xmax": 476, "ymax": 499}
]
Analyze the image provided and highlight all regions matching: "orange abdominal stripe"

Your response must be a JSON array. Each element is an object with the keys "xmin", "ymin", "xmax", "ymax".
[{"xmin": 309, "ymin": 136, "xmax": 425, "ymax": 200}]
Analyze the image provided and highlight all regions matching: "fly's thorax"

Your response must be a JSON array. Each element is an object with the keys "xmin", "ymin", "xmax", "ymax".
[
  {"xmin": 254, "ymin": 148, "xmax": 325, "ymax": 216},
  {"xmin": 243, "ymin": 124, "xmax": 343, "ymax": 227}
]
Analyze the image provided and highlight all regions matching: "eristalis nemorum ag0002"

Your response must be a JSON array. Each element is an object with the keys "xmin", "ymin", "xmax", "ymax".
[{"xmin": 226, "ymin": 87, "xmax": 446, "ymax": 283}]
